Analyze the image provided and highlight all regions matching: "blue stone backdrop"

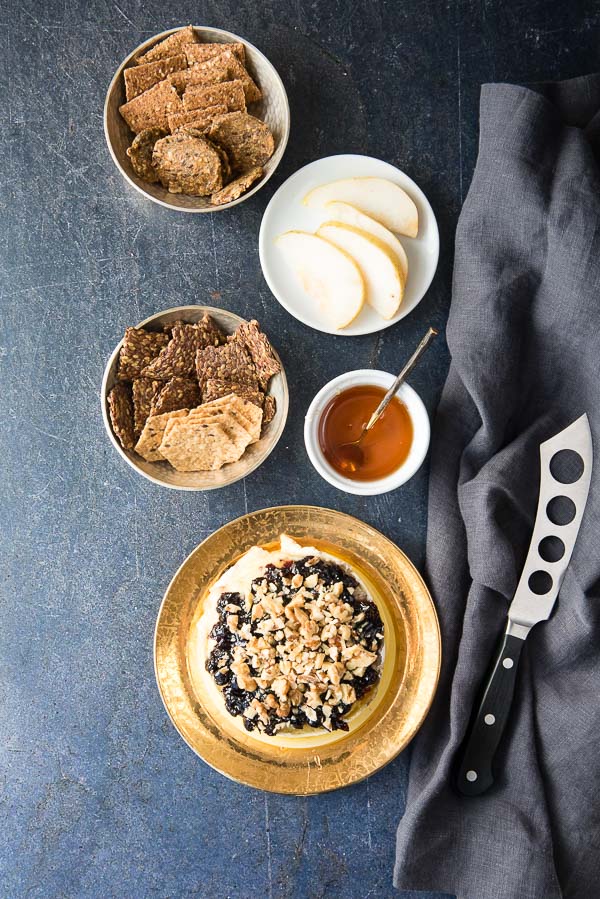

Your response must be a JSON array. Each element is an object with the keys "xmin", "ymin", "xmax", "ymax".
[{"xmin": 1, "ymin": 1, "xmax": 598, "ymax": 896}]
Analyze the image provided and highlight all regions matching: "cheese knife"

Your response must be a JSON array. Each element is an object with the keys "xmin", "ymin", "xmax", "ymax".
[{"xmin": 456, "ymin": 414, "xmax": 593, "ymax": 796}]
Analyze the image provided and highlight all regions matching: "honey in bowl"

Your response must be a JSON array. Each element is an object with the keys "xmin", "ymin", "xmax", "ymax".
[{"xmin": 318, "ymin": 384, "xmax": 413, "ymax": 481}]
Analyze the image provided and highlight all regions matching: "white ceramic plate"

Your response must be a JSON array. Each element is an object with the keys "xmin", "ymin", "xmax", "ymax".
[{"xmin": 259, "ymin": 154, "xmax": 439, "ymax": 336}]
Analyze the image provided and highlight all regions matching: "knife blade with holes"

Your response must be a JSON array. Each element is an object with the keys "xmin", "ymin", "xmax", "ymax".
[{"xmin": 455, "ymin": 414, "xmax": 593, "ymax": 796}]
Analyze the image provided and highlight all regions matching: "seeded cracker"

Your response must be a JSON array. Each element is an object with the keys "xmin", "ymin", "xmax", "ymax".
[
  {"xmin": 187, "ymin": 405, "xmax": 253, "ymax": 448},
  {"xmin": 183, "ymin": 80, "xmax": 246, "ymax": 113},
  {"xmin": 132, "ymin": 377, "xmax": 161, "ymax": 437},
  {"xmin": 211, "ymin": 166, "xmax": 263, "ymax": 205},
  {"xmin": 135, "ymin": 25, "xmax": 198, "ymax": 66},
  {"xmin": 183, "ymin": 41, "xmax": 246, "ymax": 66},
  {"xmin": 232, "ymin": 320, "xmax": 281, "ymax": 387},
  {"xmin": 119, "ymin": 80, "xmax": 183, "ymax": 134},
  {"xmin": 181, "ymin": 130, "xmax": 232, "ymax": 183},
  {"xmin": 124, "ymin": 54, "xmax": 188, "ymax": 101},
  {"xmin": 175, "ymin": 50, "xmax": 261, "ymax": 104},
  {"xmin": 108, "ymin": 383, "xmax": 135, "ymax": 450},
  {"xmin": 159, "ymin": 419, "xmax": 240, "ymax": 471},
  {"xmin": 134, "ymin": 408, "xmax": 189, "ymax": 462},
  {"xmin": 188, "ymin": 395, "xmax": 262, "ymax": 443},
  {"xmin": 208, "ymin": 50, "xmax": 261, "ymax": 103},
  {"xmin": 126, "ymin": 128, "xmax": 166, "ymax": 182},
  {"xmin": 209, "ymin": 137, "xmax": 232, "ymax": 183},
  {"xmin": 168, "ymin": 52, "xmax": 235, "ymax": 93},
  {"xmin": 192, "ymin": 394, "xmax": 263, "ymax": 442},
  {"xmin": 202, "ymin": 378, "xmax": 264, "ymax": 408},
  {"xmin": 168, "ymin": 69, "xmax": 195, "ymax": 94},
  {"xmin": 152, "ymin": 132, "xmax": 224, "ymax": 195},
  {"xmin": 196, "ymin": 312, "xmax": 227, "ymax": 348},
  {"xmin": 142, "ymin": 319, "xmax": 220, "ymax": 379},
  {"xmin": 162, "ymin": 412, "xmax": 188, "ymax": 441},
  {"xmin": 167, "ymin": 103, "xmax": 228, "ymax": 133},
  {"xmin": 262, "ymin": 395, "xmax": 276, "ymax": 425},
  {"xmin": 196, "ymin": 342, "xmax": 258, "ymax": 388},
  {"xmin": 118, "ymin": 328, "xmax": 169, "ymax": 380},
  {"xmin": 208, "ymin": 111, "xmax": 274, "ymax": 172},
  {"xmin": 151, "ymin": 377, "xmax": 201, "ymax": 416}
]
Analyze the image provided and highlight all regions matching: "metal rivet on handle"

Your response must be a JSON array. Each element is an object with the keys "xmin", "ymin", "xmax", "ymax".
[
  {"xmin": 466, "ymin": 770, "xmax": 478, "ymax": 782},
  {"xmin": 484, "ymin": 714, "xmax": 496, "ymax": 725},
  {"xmin": 503, "ymin": 658, "xmax": 514, "ymax": 669}
]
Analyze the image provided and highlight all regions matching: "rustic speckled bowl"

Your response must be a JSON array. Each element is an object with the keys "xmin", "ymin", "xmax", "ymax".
[
  {"xmin": 101, "ymin": 306, "xmax": 289, "ymax": 490},
  {"xmin": 104, "ymin": 26, "xmax": 290, "ymax": 212}
]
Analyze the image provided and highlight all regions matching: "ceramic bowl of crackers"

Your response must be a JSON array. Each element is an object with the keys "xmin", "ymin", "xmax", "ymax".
[
  {"xmin": 104, "ymin": 25, "xmax": 290, "ymax": 212},
  {"xmin": 101, "ymin": 306, "xmax": 288, "ymax": 490}
]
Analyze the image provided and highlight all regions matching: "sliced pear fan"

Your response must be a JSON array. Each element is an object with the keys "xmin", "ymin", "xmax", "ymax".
[
  {"xmin": 304, "ymin": 177, "xmax": 419, "ymax": 238},
  {"xmin": 275, "ymin": 231, "xmax": 365, "ymax": 330},
  {"xmin": 317, "ymin": 222, "xmax": 403, "ymax": 320},
  {"xmin": 324, "ymin": 201, "xmax": 408, "ymax": 282}
]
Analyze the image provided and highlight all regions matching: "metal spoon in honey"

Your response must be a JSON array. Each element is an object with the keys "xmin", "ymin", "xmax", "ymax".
[{"xmin": 335, "ymin": 327, "xmax": 438, "ymax": 474}]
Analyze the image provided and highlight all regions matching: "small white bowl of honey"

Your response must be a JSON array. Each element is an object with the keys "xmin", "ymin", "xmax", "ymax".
[{"xmin": 304, "ymin": 369, "xmax": 430, "ymax": 495}]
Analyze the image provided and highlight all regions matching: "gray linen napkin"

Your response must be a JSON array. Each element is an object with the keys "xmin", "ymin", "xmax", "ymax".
[{"xmin": 394, "ymin": 75, "xmax": 600, "ymax": 899}]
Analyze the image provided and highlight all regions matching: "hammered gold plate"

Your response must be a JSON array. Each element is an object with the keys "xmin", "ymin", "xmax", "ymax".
[{"xmin": 154, "ymin": 505, "xmax": 440, "ymax": 794}]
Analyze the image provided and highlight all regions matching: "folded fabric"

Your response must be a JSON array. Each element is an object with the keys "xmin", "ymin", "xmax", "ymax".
[{"xmin": 394, "ymin": 75, "xmax": 600, "ymax": 899}]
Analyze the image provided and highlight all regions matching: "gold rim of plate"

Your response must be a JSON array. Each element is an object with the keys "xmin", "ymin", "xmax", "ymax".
[{"xmin": 154, "ymin": 505, "xmax": 441, "ymax": 794}]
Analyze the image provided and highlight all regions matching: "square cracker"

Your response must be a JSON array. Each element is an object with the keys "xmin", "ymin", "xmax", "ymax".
[
  {"xmin": 174, "ymin": 50, "xmax": 260, "ymax": 103},
  {"xmin": 135, "ymin": 25, "xmax": 198, "ymax": 66},
  {"xmin": 183, "ymin": 79, "xmax": 246, "ymax": 113},
  {"xmin": 124, "ymin": 54, "xmax": 187, "ymax": 101},
  {"xmin": 168, "ymin": 69, "xmax": 195, "ymax": 94},
  {"xmin": 151, "ymin": 376, "xmax": 201, "ymax": 416},
  {"xmin": 119, "ymin": 80, "xmax": 183, "ymax": 133},
  {"xmin": 167, "ymin": 103, "xmax": 227, "ymax": 132},
  {"xmin": 159, "ymin": 419, "xmax": 240, "ymax": 471},
  {"xmin": 142, "ymin": 318, "xmax": 222, "ymax": 379},
  {"xmin": 190, "ymin": 394, "xmax": 262, "ymax": 443},
  {"xmin": 184, "ymin": 41, "xmax": 246, "ymax": 66},
  {"xmin": 196, "ymin": 341, "xmax": 258, "ymax": 387},
  {"xmin": 202, "ymin": 378, "xmax": 264, "ymax": 408},
  {"xmin": 118, "ymin": 328, "xmax": 169, "ymax": 381},
  {"xmin": 207, "ymin": 50, "xmax": 261, "ymax": 103},
  {"xmin": 168, "ymin": 53, "xmax": 234, "ymax": 93},
  {"xmin": 186, "ymin": 406, "xmax": 253, "ymax": 450},
  {"xmin": 134, "ymin": 408, "xmax": 189, "ymax": 462}
]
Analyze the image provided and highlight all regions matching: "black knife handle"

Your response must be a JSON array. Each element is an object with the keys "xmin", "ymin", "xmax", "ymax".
[{"xmin": 455, "ymin": 631, "xmax": 526, "ymax": 796}]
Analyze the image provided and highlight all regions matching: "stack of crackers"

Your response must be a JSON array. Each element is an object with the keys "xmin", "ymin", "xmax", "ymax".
[
  {"xmin": 107, "ymin": 314, "xmax": 281, "ymax": 472},
  {"xmin": 118, "ymin": 26, "xmax": 275, "ymax": 205}
]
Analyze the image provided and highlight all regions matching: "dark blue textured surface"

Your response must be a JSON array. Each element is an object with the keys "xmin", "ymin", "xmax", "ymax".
[{"xmin": 1, "ymin": 2, "xmax": 598, "ymax": 897}]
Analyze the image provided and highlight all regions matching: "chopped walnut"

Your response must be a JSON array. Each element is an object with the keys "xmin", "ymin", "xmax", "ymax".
[{"xmin": 205, "ymin": 556, "xmax": 384, "ymax": 735}]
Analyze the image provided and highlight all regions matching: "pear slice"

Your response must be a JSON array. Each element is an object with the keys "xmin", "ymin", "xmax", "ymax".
[
  {"xmin": 324, "ymin": 201, "xmax": 408, "ymax": 282},
  {"xmin": 304, "ymin": 177, "xmax": 418, "ymax": 238},
  {"xmin": 317, "ymin": 222, "xmax": 403, "ymax": 320},
  {"xmin": 275, "ymin": 230, "xmax": 365, "ymax": 330}
]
